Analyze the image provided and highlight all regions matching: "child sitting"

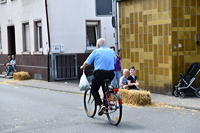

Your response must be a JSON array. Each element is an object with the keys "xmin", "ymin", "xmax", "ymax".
[
  {"xmin": 119, "ymin": 69, "xmax": 129, "ymax": 89},
  {"xmin": 127, "ymin": 66, "xmax": 140, "ymax": 90}
]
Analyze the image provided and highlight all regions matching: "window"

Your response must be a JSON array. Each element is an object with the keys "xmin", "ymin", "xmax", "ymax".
[
  {"xmin": 0, "ymin": 0, "xmax": 7, "ymax": 4},
  {"xmin": 22, "ymin": 23, "xmax": 30, "ymax": 52},
  {"xmin": 0, "ymin": 27, "xmax": 2, "ymax": 50},
  {"xmin": 86, "ymin": 21, "xmax": 100, "ymax": 50},
  {"xmin": 34, "ymin": 21, "xmax": 42, "ymax": 51}
]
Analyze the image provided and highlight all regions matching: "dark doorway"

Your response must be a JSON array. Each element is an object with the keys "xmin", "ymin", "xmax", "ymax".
[{"xmin": 7, "ymin": 26, "xmax": 16, "ymax": 55}]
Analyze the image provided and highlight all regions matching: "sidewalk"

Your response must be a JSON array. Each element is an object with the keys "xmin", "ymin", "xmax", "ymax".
[{"xmin": 1, "ymin": 78, "xmax": 200, "ymax": 110}]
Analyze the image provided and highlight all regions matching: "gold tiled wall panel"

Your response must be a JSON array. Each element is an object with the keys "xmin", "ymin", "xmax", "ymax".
[
  {"xmin": 119, "ymin": 0, "xmax": 200, "ymax": 94},
  {"xmin": 119, "ymin": 0, "xmax": 173, "ymax": 94},
  {"xmin": 171, "ymin": 0, "xmax": 200, "ymax": 86}
]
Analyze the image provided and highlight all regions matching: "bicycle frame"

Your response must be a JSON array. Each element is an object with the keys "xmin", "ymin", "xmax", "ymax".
[
  {"xmin": 84, "ymin": 79, "xmax": 122, "ymax": 126},
  {"xmin": 101, "ymin": 82, "xmax": 122, "ymax": 112}
]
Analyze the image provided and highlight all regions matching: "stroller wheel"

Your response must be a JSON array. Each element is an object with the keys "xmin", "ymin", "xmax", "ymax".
[
  {"xmin": 174, "ymin": 90, "xmax": 178, "ymax": 97},
  {"xmin": 178, "ymin": 91, "xmax": 185, "ymax": 98},
  {"xmin": 195, "ymin": 88, "xmax": 200, "ymax": 98}
]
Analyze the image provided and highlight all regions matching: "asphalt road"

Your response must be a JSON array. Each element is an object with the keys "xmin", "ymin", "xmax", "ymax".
[{"xmin": 0, "ymin": 83, "xmax": 200, "ymax": 133}]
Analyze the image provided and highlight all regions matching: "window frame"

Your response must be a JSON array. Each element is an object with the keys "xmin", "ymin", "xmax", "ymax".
[
  {"xmin": 0, "ymin": 0, "xmax": 7, "ymax": 4},
  {"xmin": 86, "ymin": 21, "xmax": 101, "ymax": 50},
  {"xmin": 34, "ymin": 21, "xmax": 43, "ymax": 53},
  {"xmin": 22, "ymin": 23, "xmax": 30, "ymax": 53}
]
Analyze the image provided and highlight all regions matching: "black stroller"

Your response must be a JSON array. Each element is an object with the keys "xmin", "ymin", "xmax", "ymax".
[{"xmin": 174, "ymin": 62, "xmax": 200, "ymax": 98}]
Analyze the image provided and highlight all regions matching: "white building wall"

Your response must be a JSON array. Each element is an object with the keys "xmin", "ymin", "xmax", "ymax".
[
  {"xmin": 47, "ymin": 0, "xmax": 115, "ymax": 53},
  {"xmin": 0, "ymin": 0, "xmax": 48, "ymax": 55},
  {"xmin": 0, "ymin": 0, "xmax": 115, "ymax": 54}
]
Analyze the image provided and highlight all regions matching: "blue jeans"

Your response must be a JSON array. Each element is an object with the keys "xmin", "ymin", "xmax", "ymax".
[
  {"xmin": 6, "ymin": 65, "xmax": 14, "ymax": 76},
  {"xmin": 111, "ymin": 70, "xmax": 122, "ymax": 88}
]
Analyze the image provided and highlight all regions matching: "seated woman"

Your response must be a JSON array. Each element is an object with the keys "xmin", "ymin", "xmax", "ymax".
[
  {"xmin": 4, "ymin": 55, "xmax": 12, "ymax": 71},
  {"xmin": 119, "ymin": 69, "xmax": 129, "ymax": 89},
  {"xmin": 6, "ymin": 54, "xmax": 16, "ymax": 76}
]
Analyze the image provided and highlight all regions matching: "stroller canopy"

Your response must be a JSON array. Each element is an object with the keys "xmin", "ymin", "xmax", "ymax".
[{"xmin": 186, "ymin": 62, "xmax": 200, "ymax": 76}]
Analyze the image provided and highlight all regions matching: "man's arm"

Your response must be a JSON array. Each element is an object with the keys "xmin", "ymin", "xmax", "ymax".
[
  {"xmin": 80, "ymin": 61, "xmax": 89, "ymax": 70},
  {"xmin": 80, "ymin": 49, "xmax": 96, "ymax": 70}
]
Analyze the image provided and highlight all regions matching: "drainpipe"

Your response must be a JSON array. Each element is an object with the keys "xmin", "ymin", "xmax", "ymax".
[
  {"xmin": 112, "ymin": 0, "xmax": 119, "ymax": 55},
  {"xmin": 45, "ymin": 0, "xmax": 51, "ymax": 82}
]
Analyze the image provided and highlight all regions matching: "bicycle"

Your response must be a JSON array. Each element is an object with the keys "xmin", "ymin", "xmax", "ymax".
[{"xmin": 83, "ymin": 79, "xmax": 122, "ymax": 126}]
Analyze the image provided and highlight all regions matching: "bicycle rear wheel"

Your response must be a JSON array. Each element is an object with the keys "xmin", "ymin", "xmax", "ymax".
[
  {"xmin": 84, "ymin": 88, "xmax": 97, "ymax": 118},
  {"xmin": 106, "ymin": 92, "xmax": 122, "ymax": 126}
]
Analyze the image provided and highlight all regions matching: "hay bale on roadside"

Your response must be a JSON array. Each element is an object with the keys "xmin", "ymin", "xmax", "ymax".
[
  {"xmin": 118, "ymin": 89, "xmax": 151, "ymax": 106},
  {"xmin": 13, "ymin": 71, "xmax": 31, "ymax": 80}
]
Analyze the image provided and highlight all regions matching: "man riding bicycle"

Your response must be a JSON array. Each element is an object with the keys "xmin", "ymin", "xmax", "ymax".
[{"xmin": 80, "ymin": 38, "xmax": 116, "ymax": 116}]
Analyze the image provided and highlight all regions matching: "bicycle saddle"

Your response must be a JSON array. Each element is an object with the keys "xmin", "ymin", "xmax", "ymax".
[{"xmin": 102, "ymin": 79, "xmax": 110, "ymax": 83}]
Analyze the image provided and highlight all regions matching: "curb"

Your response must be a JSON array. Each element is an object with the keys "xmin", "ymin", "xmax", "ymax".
[{"xmin": 7, "ymin": 82, "xmax": 84, "ymax": 95}]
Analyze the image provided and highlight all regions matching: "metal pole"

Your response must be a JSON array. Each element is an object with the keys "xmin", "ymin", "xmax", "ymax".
[
  {"xmin": 113, "ymin": 0, "xmax": 119, "ymax": 55},
  {"xmin": 45, "ymin": 0, "xmax": 51, "ymax": 82}
]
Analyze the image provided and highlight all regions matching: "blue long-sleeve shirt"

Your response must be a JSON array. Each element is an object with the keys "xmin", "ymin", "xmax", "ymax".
[{"xmin": 86, "ymin": 46, "xmax": 116, "ymax": 71}]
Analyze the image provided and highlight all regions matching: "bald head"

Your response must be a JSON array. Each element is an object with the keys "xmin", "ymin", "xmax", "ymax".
[{"xmin": 96, "ymin": 38, "xmax": 106, "ymax": 47}]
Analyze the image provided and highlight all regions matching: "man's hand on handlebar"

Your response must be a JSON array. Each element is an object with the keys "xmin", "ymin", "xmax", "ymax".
[
  {"xmin": 80, "ymin": 65, "xmax": 85, "ymax": 70},
  {"xmin": 80, "ymin": 62, "xmax": 89, "ymax": 70}
]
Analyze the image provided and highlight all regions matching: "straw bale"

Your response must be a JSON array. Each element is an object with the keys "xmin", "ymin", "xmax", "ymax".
[
  {"xmin": 13, "ymin": 71, "xmax": 31, "ymax": 80},
  {"xmin": 118, "ymin": 89, "xmax": 151, "ymax": 106}
]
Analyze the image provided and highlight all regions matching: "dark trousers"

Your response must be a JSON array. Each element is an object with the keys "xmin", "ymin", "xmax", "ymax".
[{"xmin": 91, "ymin": 70, "xmax": 114, "ymax": 106}]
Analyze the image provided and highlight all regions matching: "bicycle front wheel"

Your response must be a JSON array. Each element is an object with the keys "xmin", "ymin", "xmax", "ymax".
[
  {"xmin": 84, "ymin": 88, "xmax": 97, "ymax": 118},
  {"xmin": 106, "ymin": 92, "xmax": 122, "ymax": 126}
]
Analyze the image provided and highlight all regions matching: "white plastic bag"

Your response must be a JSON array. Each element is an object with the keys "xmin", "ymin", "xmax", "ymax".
[{"xmin": 79, "ymin": 71, "xmax": 90, "ymax": 91}]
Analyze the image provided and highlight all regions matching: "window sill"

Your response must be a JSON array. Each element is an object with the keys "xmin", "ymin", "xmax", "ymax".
[
  {"xmin": 85, "ymin": 50, "xmax": 93, "ymax": 53},
  {"xmin": 33, "ymin": 51, "xmax": 43, "ymax": 55},
  {"xmin": 87, "ymin": 46, "xmax": 96, "ymax": 50},
  {"xmin": 0, "ymin": 0, "xmax": 7, "ymax": 4},
  {"xmin": 21, "ymin": 51, "xmax": 31, "ymax": 55}
]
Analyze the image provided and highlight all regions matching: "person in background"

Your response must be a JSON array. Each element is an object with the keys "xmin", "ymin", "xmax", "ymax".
[
  {"xmin": 127, "ymin": 66, "xmax": 140, "ymax": 90},
  {"xmin": 3, "ymin": 55, "xmax": 12, "ymax": 71},
  {"xmin": 80, "ymin": 38, "xmax": 115, "ymax": 116},
  {"xmin": 6, "ymin": 54, "xmax": 16, "ymax": 76},
  {"xmin": 110, "ymin": 46, "xmax": 122, "ymax": 88},
  {"xmin": 119, "ymin": 69, "xmax": 129, "ymax": 89}
]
